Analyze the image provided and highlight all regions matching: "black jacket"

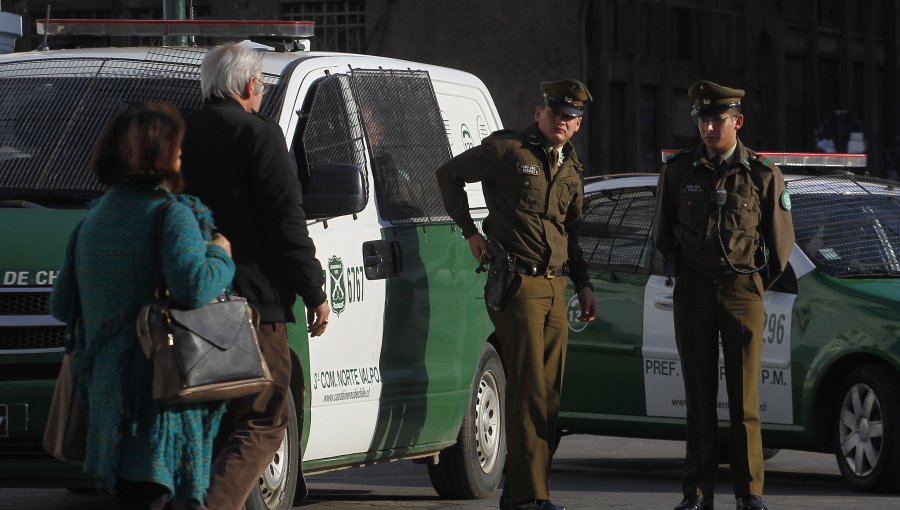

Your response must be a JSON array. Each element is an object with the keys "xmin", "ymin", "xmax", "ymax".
[{"xmin": 182, "ymin": 98, "xmax": 326, "ymax": 323}]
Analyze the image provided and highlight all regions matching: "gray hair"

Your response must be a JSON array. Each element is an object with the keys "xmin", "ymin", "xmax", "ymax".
[{"xmin": 200, "ymin": 44, "xmax": 263, "ymax": 101}]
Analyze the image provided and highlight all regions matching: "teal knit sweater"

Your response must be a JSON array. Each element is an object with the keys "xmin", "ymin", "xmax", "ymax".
[{"xmin": 50, "ymin": 183, "xmax": 235, "ymax": 502}]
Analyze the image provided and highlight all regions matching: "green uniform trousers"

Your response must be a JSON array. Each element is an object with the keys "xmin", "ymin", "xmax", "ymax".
[
  {"xmin": 488, "ymin": 274, "xmax": 568, "ymax": 503},
  {"xmin": 673, "ymin": 271, "xmax": 766, "ymax": 500}
]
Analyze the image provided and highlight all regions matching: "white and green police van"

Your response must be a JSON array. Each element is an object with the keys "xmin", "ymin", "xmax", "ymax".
[{"xmin": 0, "ymin": 19, "xmax": 504, "ymax": 509}]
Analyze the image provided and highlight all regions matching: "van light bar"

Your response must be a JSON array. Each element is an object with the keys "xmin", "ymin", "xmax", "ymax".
[
  {"xmin": 660, "ymin": 150, "xmax": 867, "ymax": 168},
  {"xmin": 35, "ymin": 19, "xmax": 314, "ymax": 39}
]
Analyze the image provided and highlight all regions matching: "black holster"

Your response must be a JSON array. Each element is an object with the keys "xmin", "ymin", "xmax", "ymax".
[{"xmin": 483, "ymin": 238, "xmax": 516, "ymax": 312}]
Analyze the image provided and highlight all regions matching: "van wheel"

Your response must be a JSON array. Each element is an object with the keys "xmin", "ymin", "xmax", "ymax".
[
  {"xmin": 245, "ymin": 388, "xmax": 300, "ymax": 510},
  {"xmin": 833, "ymin": 364, "xmax": 900, "ymax": 492},
  {"xmin": 428, "ymin": 343, "xmax": 506, "ymax": 499}
]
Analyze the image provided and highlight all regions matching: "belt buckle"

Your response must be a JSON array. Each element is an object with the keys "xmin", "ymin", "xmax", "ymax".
[{"xmin": 545, "ymin": 267, "xmax": 556, "ymax": 279}]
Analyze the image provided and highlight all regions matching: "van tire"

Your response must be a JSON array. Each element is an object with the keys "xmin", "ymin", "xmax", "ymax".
[
  {"xmin": 833, "ymin": 364, "xmax": 900, "ymax": 492},
  {"xmin": 428, "ymin": 343, "xmax": 506, "ymax": 499},
  {"xmin": 245, "ymin": 388, "xmax": 300, "ymax": 510}
]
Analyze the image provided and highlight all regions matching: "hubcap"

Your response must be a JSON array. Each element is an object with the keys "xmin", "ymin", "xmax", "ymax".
[
  {"xmin": 257, "ymin": 432, "xmax": 289, "ymax": 508},
  {"xmin": 475, "ymin": 369, "xmax": 501, "ymax": 473},
  {"xmin": 838, "ymin": 382, "xmax": 885, "ymax": 477}
]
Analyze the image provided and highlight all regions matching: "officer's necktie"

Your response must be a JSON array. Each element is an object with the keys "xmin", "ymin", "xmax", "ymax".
[
  {"xmin": 711, "ymin": 154, "xmax": 726, "ymax": 170},
  {"xmin": 550, "ymin": 148, "xmax": 560, "ymax": 176}
]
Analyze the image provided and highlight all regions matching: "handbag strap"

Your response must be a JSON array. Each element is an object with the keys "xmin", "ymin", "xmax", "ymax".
[
  {"xmin": 152, "ymin": 200, "xmax": 177, "ymax": 300},
  {"xmin": 63, "ymin": 220, "xmax": 85, "ymax": 354}
]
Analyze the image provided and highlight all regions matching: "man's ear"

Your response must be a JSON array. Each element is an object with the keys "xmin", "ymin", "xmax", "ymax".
[
  {"xmin": 240, "ymin": 78, "xmax": 255, "ymax": 100},
  {"xmin": 734, "ymin": 114, "xmax": 744, "ymax": 130}
]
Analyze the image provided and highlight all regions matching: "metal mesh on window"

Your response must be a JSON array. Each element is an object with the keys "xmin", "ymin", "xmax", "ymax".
[
  {"xmin": 0, "ymin": 48, "xmax": 284, "ymax": 196},
  {"xmin": 579, "ymin": 186, "xmax": 657, "ymax": 272},
  {"xmin": 349, "ymin": 68, "xmax": 453, "ymax": 224},
  {"xmin": 300, "ymin": 73, "xmax": 368, "ymax": 201},
  {"xmin": 789, "ymin": 175, "xmax": 900, "ymax": 277}
]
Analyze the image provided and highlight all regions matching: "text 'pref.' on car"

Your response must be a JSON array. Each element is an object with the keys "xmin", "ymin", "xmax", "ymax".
[
  {"xmin": 0, "ymin": 18, "xmax": 506, "ymax": 510},
  {"xmin": 558, "ymin": 150, "xmax": 900, "ymax": 493}
]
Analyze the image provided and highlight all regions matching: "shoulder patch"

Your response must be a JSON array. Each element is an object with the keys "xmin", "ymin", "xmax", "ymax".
[{"xmin": 780, "ymin": 189, "xmax": 792, "ymax": 211}]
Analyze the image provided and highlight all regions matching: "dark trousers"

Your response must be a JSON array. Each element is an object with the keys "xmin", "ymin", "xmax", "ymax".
[
  {"xmin": 488, "ymin": 275, "xmax": 568, "ymax": 504},
  {"xmin": 673, "ymin": 272, "xmax": 766, "ymax": 500},
  {"xmin": 205, "ymin": 323, "xmax": 293, "ymax": 510}
]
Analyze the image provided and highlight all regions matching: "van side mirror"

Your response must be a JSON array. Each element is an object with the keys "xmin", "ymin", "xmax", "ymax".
[{"xmin": 302, "ymin": 163, "xmax": 367, "ymax": 219}]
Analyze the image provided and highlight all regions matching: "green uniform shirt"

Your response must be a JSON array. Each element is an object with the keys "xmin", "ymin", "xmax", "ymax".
[
  {"xmin": 436, "ymin": 124, "xmax": 591, "ymax": 288},
  {"xmin": 652, "ymin": 139, "xmax": 795, "ymax": 284}
]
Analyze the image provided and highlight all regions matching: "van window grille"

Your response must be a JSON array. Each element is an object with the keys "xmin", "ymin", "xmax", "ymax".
[
  {"xmin": 789, "ymin": 175, "xmax": 900, "ymax": 277},
  {"xmin": 349, "ymin": 68, "xmax": 453, "ymax": 224},
  {"xmin": 0, "ymin": 49, "xmax": 284, "ymax": 197},
  {"xmin": 299, "ymin": 73, "xmax": 369, "ymax": 202}
]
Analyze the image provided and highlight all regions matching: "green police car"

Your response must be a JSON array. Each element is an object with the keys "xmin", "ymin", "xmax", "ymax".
[{"xmin": 559, "ymin": 153, "xmax": 900, "ymax": 492}]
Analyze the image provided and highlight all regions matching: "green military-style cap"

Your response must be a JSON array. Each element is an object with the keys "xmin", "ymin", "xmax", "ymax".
[
  {"xmin": 688, "ymin": 80, "xmax": 744, "ymax": 118},
  {"xmin": 541, "ymin": 79, "xmax": 592, "ymax": 117}
]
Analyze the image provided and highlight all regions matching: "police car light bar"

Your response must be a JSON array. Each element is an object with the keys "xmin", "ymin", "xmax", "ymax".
[
  {"xmin": 660, "ymin": 150, "xmax": 867, "ymax": 168},
  {"xmin": 35, "ymin": 19, "xmax": 314, "ymax": 39}
]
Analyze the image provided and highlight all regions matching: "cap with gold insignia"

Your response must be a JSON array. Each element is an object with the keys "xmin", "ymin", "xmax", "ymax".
[
  {"xmin": 688, "ymin": 80, "xmax": 744, "ymax": 118},
  {"xmin": 541, "ymin": 79, "xmax": 592, "ymax": 117}
]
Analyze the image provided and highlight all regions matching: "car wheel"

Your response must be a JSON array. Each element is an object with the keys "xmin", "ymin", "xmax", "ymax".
[
  {"xmin": 245, "ymin": 388, "xmax": 300, "ymax": 510},
  {"xmin": 427, "ymin": 343, "xmax": 506, "ymax": 499},
  {"xmin": 833, "ymin": 364, "xmax": 900, "ymax": 492}
]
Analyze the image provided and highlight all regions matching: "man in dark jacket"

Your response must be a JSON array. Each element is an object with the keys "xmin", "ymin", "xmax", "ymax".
[{"xmin": 181, "ymin": 43, "xmax": 329, "ymax": 510}]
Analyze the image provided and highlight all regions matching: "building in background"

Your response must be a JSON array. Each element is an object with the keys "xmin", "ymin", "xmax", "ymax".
[{"xmin": 7, "ymin": 0, "xmax": 898, "ymax": 177}]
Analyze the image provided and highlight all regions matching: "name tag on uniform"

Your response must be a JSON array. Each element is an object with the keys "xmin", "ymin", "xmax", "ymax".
[
  {"xmin": 517, "ymin": 163, "xmax": 540, "ymax": 176},
  {"xmin": 682, "ymin": 184, "xmax": 704, "ymax": 193}
]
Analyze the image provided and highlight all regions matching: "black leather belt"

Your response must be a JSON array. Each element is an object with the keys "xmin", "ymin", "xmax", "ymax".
[{"xmin": 513, "ymin": 261, "xmax": 569, "ymax": 278}]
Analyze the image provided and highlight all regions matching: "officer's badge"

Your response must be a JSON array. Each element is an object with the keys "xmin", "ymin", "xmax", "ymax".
[
  {"xmin": 702, "ymin": 98, "xmax": 710, "ymax": 105},
  {"xmin": 780, "ymin": 189, "xmax": 792, "ymax": 211},
  {"xmin": 517, "ymin": 163, "xmax": 540, "ymax": 176},
  {"xmin": 682, "ymin": 184, "xmax": 704, "ymax": 193}
]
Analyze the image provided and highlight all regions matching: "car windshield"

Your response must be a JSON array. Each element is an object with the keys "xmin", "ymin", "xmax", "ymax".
[
  {"xmin": 0, "ymin": 49, "xmax": 284, "ymax": 201},
  {"xmin": 789, "ymin": 175, "xmax": 900, "ymax": 278}
]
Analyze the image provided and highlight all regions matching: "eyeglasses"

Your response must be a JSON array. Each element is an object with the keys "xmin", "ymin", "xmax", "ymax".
[
  {"xmin": 253, "ymin": 76, "xmax": 274, "ymax": 96},
  {"xmin": 696, "ymin": 115, "xmax": 737, "ymax": 126}
]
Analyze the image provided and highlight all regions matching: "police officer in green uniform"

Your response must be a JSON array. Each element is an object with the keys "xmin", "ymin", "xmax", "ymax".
[
  {"xmin": 436, "ymin": 79, "xmax": 599, "ymax": 510},
  {"xmin": 653, "ymin": 81, "xmax": 795, "ymax": 510}
]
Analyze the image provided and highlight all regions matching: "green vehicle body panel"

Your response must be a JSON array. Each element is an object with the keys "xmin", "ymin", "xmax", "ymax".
[{"xmin": 560, "ymin": 270, "xmax": 647, "ymax": 419}]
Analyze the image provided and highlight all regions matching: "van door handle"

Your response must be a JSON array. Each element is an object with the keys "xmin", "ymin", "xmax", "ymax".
[
  {"xmin": 362, "ymin": 240, "xmax": 402, "ymax": 280},
  {"xmin": 654, "ymin": 294, "xmax": 674, "ymax": 311}
]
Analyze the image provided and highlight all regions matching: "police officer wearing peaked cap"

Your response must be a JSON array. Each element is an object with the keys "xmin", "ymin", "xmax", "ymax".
[
  {"xmin": 436, "ymin": 79, "xmax": 598, "ymax": 510},
  {"xmin": 652, "ymin": 80, "xmax": 794, "ymax": 510}
]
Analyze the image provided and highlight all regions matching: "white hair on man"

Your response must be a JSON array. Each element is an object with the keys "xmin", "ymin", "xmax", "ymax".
[{"xmin": 200, "ymin": 44, "xmax": 263, "ymax": 101}]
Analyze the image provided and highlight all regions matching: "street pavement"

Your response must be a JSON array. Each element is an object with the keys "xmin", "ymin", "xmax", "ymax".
[{"xmin": 2, "ymin": 434, "xmax": 899, "ymax": 509}]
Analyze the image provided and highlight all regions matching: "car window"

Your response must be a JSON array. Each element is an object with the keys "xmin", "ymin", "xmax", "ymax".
[
  {"xmin": 789, "ymin": 175, "xmax": 900, "ymax": 277},
  {"xmin": 579, "ymin": 185, "xmax": 658, "ymax": 274}
]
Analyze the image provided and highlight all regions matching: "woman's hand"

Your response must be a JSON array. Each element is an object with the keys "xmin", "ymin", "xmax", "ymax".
[{"xmin": 209, "ymin": 232, "xmax": 232, "ymax": 257}]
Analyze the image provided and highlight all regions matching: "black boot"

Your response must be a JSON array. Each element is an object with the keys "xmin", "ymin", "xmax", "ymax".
[{"xmin": 675, "ymin": 495, "xmax": 714, "ymax": 510}]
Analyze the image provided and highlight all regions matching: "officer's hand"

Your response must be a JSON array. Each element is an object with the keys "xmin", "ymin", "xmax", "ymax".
[
  {"xmin": 307, "ymin": 301, "xmax": 330, "ymax": 337},
  {"xmin": 468, "ymin": 234, "xmax": 489, "ymax": 263},
  {"xmin": 577, "ymin": 287, "xmax": 598, "ymax": 322}
]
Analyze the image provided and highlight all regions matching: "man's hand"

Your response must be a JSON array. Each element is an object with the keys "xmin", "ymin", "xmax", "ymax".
[
  {"xmin": 307, "ymin": 301, "xmax": 330, "ymax": 337},
  {"xmin": 577, "ymin": 287, "xmax": 598, "ymax": 322},
  {"xmin": 468, "ymin": 233, "xmax": 488, "ymax": 263}
]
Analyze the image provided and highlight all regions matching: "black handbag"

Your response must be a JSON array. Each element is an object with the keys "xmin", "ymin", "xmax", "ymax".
[{"xmin": 136, "ymin": 201, "xmax": 272, "ymax": 404}]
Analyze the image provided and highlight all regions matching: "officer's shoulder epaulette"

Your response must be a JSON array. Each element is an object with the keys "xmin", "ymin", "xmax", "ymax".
[
  {"xmin": 484, "ymin": 128, "xmax": 515, "ymax": 141},
  {"xmin": 663, "ymin": 149, "xmax": 691, "ymax": 164},
  {"xmin": 746, "ymin": 150, "xmax": 778, "ymax": 172}
]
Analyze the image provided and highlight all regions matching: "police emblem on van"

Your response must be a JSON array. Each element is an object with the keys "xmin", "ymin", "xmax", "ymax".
[{"xmin": 328, "ymin": 256, "xmax": 346, "ymax": 316}]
